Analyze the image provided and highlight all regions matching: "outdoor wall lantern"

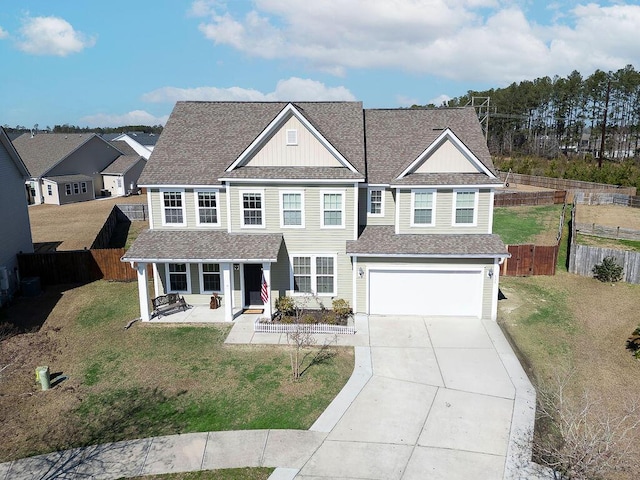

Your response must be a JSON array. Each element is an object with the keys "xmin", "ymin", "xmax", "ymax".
[
  {"xmin": 487, "ymin": 269, "xmax": 494, "ymax": 278},
  {"xmin": 358, "ymin": 267, "xmax": 365, "ymax": 278},
  {"xmin": 234, "ymin": 264, "xmax": 239, "ymax": 271}
]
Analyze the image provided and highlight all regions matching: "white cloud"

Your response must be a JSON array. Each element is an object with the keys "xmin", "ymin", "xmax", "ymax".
[
  {"xmin": 80, "ymin": 110, "xmax": 169, "ymax": 128},
  {"xmin": 142, "ymin": 77, "xmax": 356, "ymax": 103},
  {"xmin": 427, "ymin": 94, "xmax": 451, "ymax": 107},
  {"xmin": 17, "ymin": 16, "xmax": 95, "ymax": 56},
  {"xmin": 191, "ymin": 0, "xmax": 640, "ymax": 84},
  {"xmin": 0, "ymin": 26, "xmax": 8, "ymax": 39}
]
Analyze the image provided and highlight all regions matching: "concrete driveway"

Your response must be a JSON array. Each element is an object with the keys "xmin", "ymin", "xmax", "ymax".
[{"xmin": 296, "ymin": 315, "xmax": 536, "ymax": 480}]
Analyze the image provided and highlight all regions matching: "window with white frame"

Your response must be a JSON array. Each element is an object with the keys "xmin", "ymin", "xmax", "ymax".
[
  {"xmin": 411, "ymin": 189, "xmax": 435, "ymax": 226},
  {"xmin": 280, "ymin": 191, "xmax": 304, "ymax": 227},
  {"xmin": 286, "ymin": 129, "xmax": 298, "ymax": 145},
  {"xmin": 291, "ymin": 255, "xmax": 336, "ymax": 295},
  {"xmin": 241, "ymin": 191, "xmax": 264, "ymax": 227},
  {"xmin": 454, "ymin": 190, "xmax": 477, "ymax": 225},
  {"xmin": 47, "ymin": 184, "xmax": 52, "ymax": 196},
  {"xmin": 196, "ymin": 190, "xmax": 219, "ymax": 225},
  {"xmin": 162, "ymin": 190, "xmax": 186, "ymax": 225},
  {"xmin": 73, "ymin": 183, "xmax": 79, "ymax": 194},
  {"xmin": 167, "ymin": 263, "xmax": 189, "ymax": 292},
  {"xmin": 65, "ymin": 184, "xmax": 72, "ymax": 195},
  {"xmin": 200, "ymin": 263, "xmax": 221, "ymax": 293},
  {"xmin": 81, "ymin": 182, "xmax": 87, "ymax": 193},
  {"xmin": 321, "ymin": 191, "xmax": 344, "ymax": 228},
  {"xmin": 368, "ymin": 188, "xmax": 384, "ymax": 216}
]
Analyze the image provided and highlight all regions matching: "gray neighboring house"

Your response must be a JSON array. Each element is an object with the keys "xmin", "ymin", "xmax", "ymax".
[
  {"xmin": 12, "ymin": 132, "xmax": 125, "ymax": 205},
  {"xmin": 0, "ymin": 127, "xmax": 33, "ymax": 305},
  {"xmin": 101, "ymin": 140, "xmax": 146, "ymax": 196},
  {"xmin": 101, "ymin": 132, "xmax": 158, "ymax": 159}
]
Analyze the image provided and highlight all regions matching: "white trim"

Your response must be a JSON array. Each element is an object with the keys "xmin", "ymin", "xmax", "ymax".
[
  {"xmin": 452, "ymin": 189, "xmax": 479, "ymax": 227},
  {"xmin": 226, "ymin": 185, "xmax": 232, "ymax": 233},
  {"xmin": 367, "ymin": 186, "xmax": 385, "ymax": 217},
  {"xmin": 353, "ymin": 183, "xmax": 358, "ymax": 240},
  {"xmin": 160, "ymin": 188, "xmax": 187, "ymax": 227},
  {"xmin": 139, "ymin": 183, "xmax": 225, "ymax": 188},
  {"xmin": 395, "ymin": 188, "xmax": 400, "ymax": 235},
  {"xmin": 289, "ymin": 253, "xmax": 338, "ymax": 297},
  {"xmin": 320, "ymin": 189, "xmax": 345, "ymax": 229},
  {"xmin": 279, "ymin": 189, "xmax": 305, "ymax": 228},
  {"xmin": 390, "ymin": 183, "xmax": 503, "ymax": 189},
  {"xmin": 239, "ymin": 189, "xmax": 266, "ymax": 229},
  {"xmin": 487, "ymin": 190, "xmax": 495, "ymax": 234},
  {"xmin": 147, "ymin": 189, "xmax": 154, "ymax": 229},
  {"xmin": 410, "ymin": 189, "xmax": 436, "ymax": 227},
  {"xmin": 194, "ymin": 188, "xmax": 221, "ymax": 227},
  {"xmin": 286, "ymin": 129, "xmax": 298, "ymax": 146},
  {"xmin": 124, "ymin": 256, "xmax": 279, "ymax": 263},
  {"xmin": 152, "ymin": 263, "xmax": 160, "ymax": 298},
  {"xmin": 396, "ymin": 128, "xmax": 496, "ymax": 179},
  {"xmin": 198, "ymin": 263, "xmax": 222, "ymax": 294},
  {"xmin": 222, "ymin": 263, "xmax": 233, "ymax": 322},
  {"xmin": 352, "ymin": 256, "xmax": 358, "ymax": 313},
  {"xmin": 491, "ymin": 259, "xmax": 499, "ymax": 320},
  {"xmin": 346, "ymin": 252, "xmax": 509, "ymax": 259},
  {"xmin": 226, "ymin": 103, "xmax": 360, "ymax": 173},
  {"xmin": 219, "ymin": 177, "xmax": 365, "ymax": 184},
  {"xmin": 165, "ymin": 262, "xmax": 192, "ymax": 294}
]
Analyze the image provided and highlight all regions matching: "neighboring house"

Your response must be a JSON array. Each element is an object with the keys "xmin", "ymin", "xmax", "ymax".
[
  {"xmin": 101, "ymin": 141, "xmax": 146, "ymax": 196},
  {"xmin": 122, "ymin": 102, "xmax": 509, "ymax": 322},
  {"xmin": 12, "ymin": 133, "xmax": 127, "ymax": 205},
  {"xmin": 0, "ymin": 127, "xmax": 34, "ymax": 305},
  {"xmin": 101, "ymin": 132, "xmax": 158, "ymax": 159}
]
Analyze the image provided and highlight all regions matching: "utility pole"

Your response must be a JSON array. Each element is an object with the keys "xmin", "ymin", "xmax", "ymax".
[{"xmin": 598, "ymin": 79, "xmax": 611, "ymax": 168}]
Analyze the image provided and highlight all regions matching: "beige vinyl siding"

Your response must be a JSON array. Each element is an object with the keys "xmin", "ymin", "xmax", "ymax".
[
  {"xmin": 354, "ymin": 257, "xmax": 494, "ymax": 319},
  {"xmin": 397, "ymin": 188, "xmax": 491, "ymax": 234},
  {"xmin": 245, "ymin": 116, "xmax": 342, "ymax": 168},
  {"xmin": 359, "ymin": 187, "xmax": 395, "ymax": 226},
  {"xmin": 149, "ymin": 188, "xmax": 227, "ymax": 230},
  {"xmin": 415, "ymin": 139, "xmax": 480, "ymax": 174},
  {"xmin": 42, "ymin": 180, "xmax": 61, "ymax": 205}
]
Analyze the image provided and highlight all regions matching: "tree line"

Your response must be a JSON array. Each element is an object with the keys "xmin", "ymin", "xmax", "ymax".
[
  {"xmin": 436, "ymin": 65, "xmax": 640, "ymax": 161},
  {"xmin": 3, "ymin": 124, "xmax": 163, "ymax": 135}
]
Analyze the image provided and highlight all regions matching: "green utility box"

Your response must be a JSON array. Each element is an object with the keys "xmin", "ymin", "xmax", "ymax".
[{"xmin": 35, "ymin": 366, "xmax": 50, "ymax": 391}]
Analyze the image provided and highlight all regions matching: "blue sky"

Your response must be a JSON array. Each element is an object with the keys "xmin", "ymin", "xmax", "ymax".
[{"xmin": 1, "ymin": 0, "xmax": 639, "ymax": 128}]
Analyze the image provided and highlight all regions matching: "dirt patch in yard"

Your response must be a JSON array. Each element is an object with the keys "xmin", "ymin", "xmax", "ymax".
[
  {"xmin": 28, "ymin": 194, "xmax": 147, "ymax": 251},
  {"xmin": 575, "ymin": 204, "xmax": 640, "ymax": 230}
]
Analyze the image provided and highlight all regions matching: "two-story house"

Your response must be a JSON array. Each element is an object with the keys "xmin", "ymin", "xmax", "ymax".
[{"xmin": 122, "ymin": 102, "xmax": 509, "ymax": 322}]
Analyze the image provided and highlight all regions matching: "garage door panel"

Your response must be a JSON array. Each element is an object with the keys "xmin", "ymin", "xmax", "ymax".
[{"xmin": 369, "ymin": 269, "xmax": 482, "ymax": 317}]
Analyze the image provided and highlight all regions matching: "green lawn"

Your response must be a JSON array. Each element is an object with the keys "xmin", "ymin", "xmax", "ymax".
[
  {"xmin": 493, "ymin": 204, "xmax": 563, "ymax": 245},
  {"xmin": 0, "ymin": 281, "xmax": 353, "ymax": 461},
  {"xmin": 131, "ymin": 467, "xmax": 274, "ymax": 480}
]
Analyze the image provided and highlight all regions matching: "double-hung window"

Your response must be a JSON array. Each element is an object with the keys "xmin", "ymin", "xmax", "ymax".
[
  {"xmin": 196, "ymin": 190, "xmax": 219, "ymax": 226},
  {"xmin": 454, "ymin": 190, "xmax": 477, "ymax": 225},
  {"xmin": 161, "ymin": 189, "xmax": 186, "ymax": 226},
  {"xmin": 167, "ymin": 263, "xmax": 189, "ymax": 292},
  {"xmin": 65, "ymin": 184, "xmax": 72, "ymax": 195},
  {"xmin": 368, "ymin": 188, "xmax": 384, "ymax": 216},
  {"xmin": 280, "ymin": 191, "xmax": 304, "ymax": 227},
  {"xmin": 200, "ymin": 263, "xmax": 221, "ymax": 293},
  {"xmin": 81, "ymin": 182, "xmax": 87, "ymax": 194},
  {"xmin": 411, "ymin": 189, "xmax": 435, "ymax": 226},
  {"xmin": 321, "ymin": 190, "xmax": 344, "ymax": 228},
  {"xmin": 47, "ymin": 185, "xmax": 52, "ymax": 196},
  {"xmin": 241, "ymin": 191, "xmax": 264, "ymax": 227},
  {"xmin": 73, "ymin": 183, "xmax": 79, "ymax": 194},
  {"xmin": 291, "ymin": 255, "xmax": 336, "ymax": 296}
]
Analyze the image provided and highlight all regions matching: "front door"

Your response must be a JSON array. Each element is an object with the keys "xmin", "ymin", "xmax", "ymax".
[{"xmin": 244, "ymin": 264, "xmax": 263, "ymax": 306}]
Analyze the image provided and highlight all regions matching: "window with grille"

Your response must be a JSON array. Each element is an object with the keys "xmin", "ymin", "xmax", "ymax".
[
  {"xmin": 201, "ymin": 263, "xmax": 221, "ymax": 292},
  {"xmin": 168, "ymin": 263, "xmax": 189, "ymax": 292},
  {"xmin": 368, "ymin": 188, "xmax": 383, "ymax": 216},
  {"xmin": 163, "ymin": 190, "xmax": 185, "ymax": 225},
  {"xmin": 281, "ymin": 191, "xmax": 303, "ymax": 227},
  {"xmin": 455, "ymin": 191, "xmax": 476, "ymax": 225},
  {"xmin": 321, "ymin": 191, "xmax": 343, "ymax": 228},
  {"xmin": 412, "ymin": 190, "xmax": 435, "ymax": 226},
  {"xmin": 65, "ymin": 184, "xmax": 71, "ymax": 195},
  {"xmin": 291, "ymin": 255, "xmax": 336, "ymax": 295},
  {"xmin": 197, "ymin": 190, "xmax": 218, "ymax": 225}
]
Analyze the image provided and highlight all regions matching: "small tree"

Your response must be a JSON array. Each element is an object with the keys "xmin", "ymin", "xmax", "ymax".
[{"xmin": 592, "ymin": 256, "xmax": 623, "ymax": 283}]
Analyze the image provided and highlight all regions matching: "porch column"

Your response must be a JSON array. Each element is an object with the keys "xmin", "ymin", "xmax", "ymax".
[
  {"xmin": 135, "ymin": 262, "xmax": 150, "ymax": 321},
  {"xmin": 262, "ymin": 262, "xmax": 272, "ymax": 319},
  {"xmin": 222, "ymin": 262, "xmax": 233, "ymax": 322}
]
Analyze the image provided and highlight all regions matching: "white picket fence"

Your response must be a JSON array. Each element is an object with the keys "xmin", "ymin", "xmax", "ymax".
[{"xmin": 254, "ymin": 319, "xmax": 356, "ymax": 335}]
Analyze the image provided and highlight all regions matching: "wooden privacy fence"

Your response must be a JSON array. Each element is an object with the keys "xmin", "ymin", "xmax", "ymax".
[
  {"xmin": 117, "ymin": 203, "xmax": 148, "ymax": 221},
  {"xmin": 494, "ymin": 190, "xmax": 566, "ymax": 206},
  {"xmin": 498, "ymin": 171, "xmax": 637, "ymax": 195},
  {"xmin": 501, "ymin": 244, "xmax": 559, "ymax": 276},
  {"xmin": 574, "ymin": 191, "xmax": 640, "ymax": 208},
  {"xmin": 569, "ymin": 245, "xmax": 640, "ymax": 284},
  {"xmin": 18, "ymin": 248, "xmax": 140, "ymax": 286},
  {"xmin": 575, "ymin": 223, "xmax": 640, "ymax": 241}
]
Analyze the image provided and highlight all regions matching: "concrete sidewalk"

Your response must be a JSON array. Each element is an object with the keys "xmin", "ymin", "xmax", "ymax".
[{"xmin": 0, "ymin": 315, "xmax": 542, "ymax": 480}]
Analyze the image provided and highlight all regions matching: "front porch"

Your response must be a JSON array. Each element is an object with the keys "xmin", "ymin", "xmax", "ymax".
[{"xmin": 149, "ymin": 304, "xmax": 263, "ymax": 323}]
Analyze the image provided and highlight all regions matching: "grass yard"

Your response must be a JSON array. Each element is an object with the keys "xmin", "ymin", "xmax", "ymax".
[
  {"xmin": 131, "ymin": 468, "xmax": 274, "ymax": 479},
  {"xmin": 498, "ymin": 272, "xmax": 640, "ymax": 478},
  {"xmin": 493, "ymin": 204, "xmax": 563, "ymax": 245},
  {"xmin": 0, "ymin": 281, "xmax": 353, "ymax": 463}
]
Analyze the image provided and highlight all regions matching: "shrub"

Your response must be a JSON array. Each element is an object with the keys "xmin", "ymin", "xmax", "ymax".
[
  {"xmin": 322, "ymin": 311, "xmax": 339, "ymax": 325},
  {"xmin": 592, "ymin": 256, "xmax": 624, "ymax": 283},
  {"xmin": 275, "ymin": 296, "xmax": 295, "ymax": 316},
  {"xmin": 300, "ymin": 313, "xmax": 316, "ymax": 325},
  {"xmin": 332, "ymin": 299, "xmax": 352, "ymax": 321}
]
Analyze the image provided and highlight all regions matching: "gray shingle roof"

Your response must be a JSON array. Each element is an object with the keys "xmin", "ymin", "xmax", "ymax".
[
  {"xmin": 109, "ymin": 140, "xmax": 139, "ymax": 156},
  {"xmin": 44, "ymin": 174, "xmax": 93, "ymax": 184},
  {"xmin": 13, "ymin": 133, "xmax": 97, "ymax": 178},
  {"xmin": 391, "ymin": 173, "xmax": 502, "ymax": 186},
  {"xmin": 220, "ymin": 166, "xmax": 364, "ymax": 181},
  {"xmin": 139, "ymin": 101, "xmax": 365, "ymax": 186},
  {"xmin": 346, "ymin": 226, "xmax": 508, "ymax": 257},
  {"xmin": 121, "ymin": 229, "xmax": 283, "ymax": 262},
  {"xmin": 364, "ymin": 107, "xmax": 496, "ymax": 185},
  {"xmin": 102, "ymin": 155, "xmax": 145, "ymax": 175}
]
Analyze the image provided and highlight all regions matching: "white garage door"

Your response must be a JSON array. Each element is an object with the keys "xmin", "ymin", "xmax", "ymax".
[{"xmin": 369, "ymin": 269, "xmax": 483, "ymax": 317}]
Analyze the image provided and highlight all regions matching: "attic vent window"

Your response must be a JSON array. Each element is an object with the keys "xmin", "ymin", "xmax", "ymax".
[{"xmin": 286, "ymin": 129, "xmax": 298, "ymax": 146}]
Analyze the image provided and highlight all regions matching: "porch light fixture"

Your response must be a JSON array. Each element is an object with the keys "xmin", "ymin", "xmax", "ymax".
[
  {"xmin": 233, "ymin": 264, "xmax": 239, "ymax": 271},
  {"xmin": 358, "ymin": 267, "xmax": 364, "ymax": 278},
  {"xmin": 487, "ymin": 269, "xmax": 494, "ymax": 278}
]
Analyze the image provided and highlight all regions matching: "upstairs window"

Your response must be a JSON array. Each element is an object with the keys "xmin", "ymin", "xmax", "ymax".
[
  {"xmin": 411, "ymin": 190, "xmax": 435, "ymax": 226},
  {"xmin": 454, "ymin": 190, "xmax": 477, "ymax": 225},
  {"xmin": 162, "ymin": 189, "xmax": 186, "ymax": 226},
  {"xmin": 368, "ymin": 188, "xmax": 384, "ymax": 216},
  {"xmin": 241, "ymin": 191, "xmax": 264, "ymax": 227},
  {"xmin": 321, "ymin": 191, "xmax": 344, "ymax": 228},
  {"xmin": 281, "ymin": 191, "xmax": 304, "ymax": 227},
  {"xmin": 196, "ymin": 190, "xmax": 219, "ymax": 226}
]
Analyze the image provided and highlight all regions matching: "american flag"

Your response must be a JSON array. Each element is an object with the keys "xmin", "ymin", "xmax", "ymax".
[{"xmin": 260, "ymin": 272, "xmax": 269, "ymax": 304}]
